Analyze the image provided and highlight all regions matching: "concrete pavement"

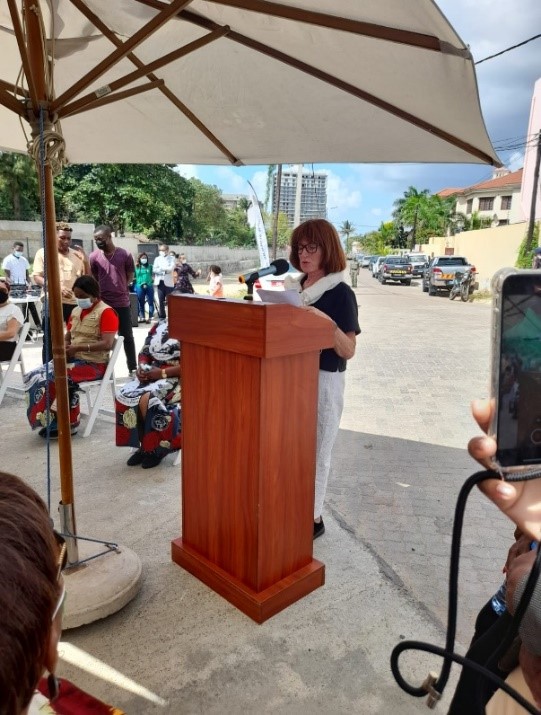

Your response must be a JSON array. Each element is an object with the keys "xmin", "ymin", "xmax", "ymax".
[{"xmin": 1, "ymin": 272, "xmax": 510, "ymax": 713}]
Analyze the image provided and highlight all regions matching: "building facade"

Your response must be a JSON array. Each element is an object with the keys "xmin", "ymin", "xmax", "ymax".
[
  {"xmin": 438, "ymin": 168, "xmax": 524, "ymax": 227},
  {"xmin": 272, "ymin": 167, "xmax": 327, "ymax": 226}
]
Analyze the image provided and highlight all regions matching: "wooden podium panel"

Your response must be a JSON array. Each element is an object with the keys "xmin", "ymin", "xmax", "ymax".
[{"xmin": 169, "ymin": 296, "xmax": 334, "ymax": 622}]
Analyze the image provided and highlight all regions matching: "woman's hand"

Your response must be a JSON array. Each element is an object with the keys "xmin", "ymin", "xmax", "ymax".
[
  {"xmin": 470, "ymin": 399, "xmax": 541, "ymax": 540},
  {"xmin": 65, "ymin": 344, "xmax": 79, "ymax": 359},
  {"xmin": 136, "ymin": 366, "xmax": 162, "ymax": 383}
]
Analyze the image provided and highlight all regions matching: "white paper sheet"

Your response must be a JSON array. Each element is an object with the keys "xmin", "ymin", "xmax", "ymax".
[{"xmin": 255, "ymin": 289, "xmax": 303, "ymax": 306}]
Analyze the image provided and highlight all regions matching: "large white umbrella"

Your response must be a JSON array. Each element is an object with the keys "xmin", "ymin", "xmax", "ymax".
[{"xmin": 0, "ymin": 0, "xmax": 499, "ymax": 556}]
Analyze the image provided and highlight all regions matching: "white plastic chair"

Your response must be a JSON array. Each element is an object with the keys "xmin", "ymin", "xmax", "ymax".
[
  {"xmin": 79, "ymin": 336, "xmax": 124, "ymax": 437},
  {"xmin": 0, "ymin": 322, "xmax": 30, "ymax": 406}
]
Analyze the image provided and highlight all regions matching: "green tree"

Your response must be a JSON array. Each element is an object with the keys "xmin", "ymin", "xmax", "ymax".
[
  {"xmin": 0, "ymin": 152, "xmax": 40, "ymax": 220},
  {"xmin": 55, "ymin": 164, "xmax": 193, "ymax": 239},
  {"xmin": 185, "ymin": 178, "xmax": 228, "ymax": 244},
  {"xmin": 263, "ymin": 210, "xmax": 290, "ymax": 248},
  {"xmin": 392, "ymin": 186, "xmax": 430, "ymax": 249},
  {"xmin": 339, "ymin": 220, "xmax": 355, "ymax": 252}
]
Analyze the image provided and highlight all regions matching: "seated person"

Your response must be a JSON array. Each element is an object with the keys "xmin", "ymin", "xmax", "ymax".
[
  {"xmin": 116, "ymin": 320, "xmax": 181, "ymax": 469},
  {"xmin": 0, "ymin": 278, "xmax": 24, "ymax": 361},
  {"xmin": 24, "ymin": 275, "xmax": 118, "ymax": 438}
]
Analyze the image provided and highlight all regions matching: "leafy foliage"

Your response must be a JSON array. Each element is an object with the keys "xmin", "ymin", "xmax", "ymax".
[
  {"xmin": 0, "ymin": 152, "xmax": 40, "ymax": 220},
  {"xmin": 516, "ymin": 223, "xmax": 540, "ymax": 268}
]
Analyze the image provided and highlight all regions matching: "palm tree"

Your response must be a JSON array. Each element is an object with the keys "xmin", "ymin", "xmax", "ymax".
[
  {"xmin": 339, "ymin": 220, "xmax": 355, "ymax": 251},
  {"xmin": 392, "ymin": 186, "xmax": 430, "ymax": 249}
]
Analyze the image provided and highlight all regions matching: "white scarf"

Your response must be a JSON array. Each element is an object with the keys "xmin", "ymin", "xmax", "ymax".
[{"xmin": 284, "ymin": 271, "xmax": 347, "ymax": 306}]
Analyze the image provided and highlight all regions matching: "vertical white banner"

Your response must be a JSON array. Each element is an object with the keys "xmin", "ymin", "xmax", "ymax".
[{"xmin": 247, "ymin": 181, "xmax": 270, "ymax": 267}]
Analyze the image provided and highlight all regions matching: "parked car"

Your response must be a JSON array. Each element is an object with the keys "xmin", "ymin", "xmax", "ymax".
[
  {"xmin": 406, "ymin": 253, "xmax": 429, "ymax": 278},
  {"xmin": 372, "ymin": 256, "xmax": 385, "ymax": 278},
  {"xmin": 422, "ymin": 255, "xmax": 475, "ymax": 295},
  {"xmin": 378, "ymin": 255, "xmax": 413, "ymax": 285},
  {"xmin": 253, "ymin": 263, "xmax": 301, "ymax": 300},
  {"xmin": 360, "ymin": 255, "xmax": 373, "ymax": 268},
  {"xmin": 368, "ymin": 255, "xmax": 380, "ymax": 272}
]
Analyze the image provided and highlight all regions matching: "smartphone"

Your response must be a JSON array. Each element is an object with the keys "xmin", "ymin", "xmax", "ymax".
[{"xmin": 491, "ymin": 269, "xmax": 541, "ymax": 469}]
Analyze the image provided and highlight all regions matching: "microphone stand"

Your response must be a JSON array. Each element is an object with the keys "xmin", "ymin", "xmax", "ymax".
[{"xmin": 243, "ymin": 279, "xmax": 255, "ymax": 301}]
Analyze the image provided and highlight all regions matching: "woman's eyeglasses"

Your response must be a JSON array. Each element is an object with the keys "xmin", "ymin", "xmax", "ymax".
[{"xmin": 297, "ymin": 243, "xmax": 319, "ymax": 255}]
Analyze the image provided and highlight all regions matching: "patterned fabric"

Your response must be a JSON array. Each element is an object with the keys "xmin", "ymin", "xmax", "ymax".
[
  {"xmin": 115, "ymin": 321, "xmax": 181, "ymax": 451},
  {"xmin": 174, "ymin": 262, "xmax": 197, "ymax": 294},
  {"xmin": 36, "ymin": 677, "xmax": 126, "ymax": 714},
  {"xmin": 25, "ymin": 359, "xmax": 106, "ymax": 429}
]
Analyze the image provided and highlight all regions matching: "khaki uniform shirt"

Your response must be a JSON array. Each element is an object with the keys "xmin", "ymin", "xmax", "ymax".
[{"xmin": 32, "ymin": 248, "xmax": 85, "ymax": 306}]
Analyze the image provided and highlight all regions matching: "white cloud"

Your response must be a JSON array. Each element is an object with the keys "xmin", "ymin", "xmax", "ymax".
[
  {"xmin": 325, "ymin": 170, "xmax": 362, "ymax": 213},
  {"xmin": 174, "ymin": 164, "xmax": 198, "ymax": 179},
  {"xmin": 508, "ymin": 151, "xmax": 525, "ymax": 172},
  {"xmin": 249, "ymin": 170, "xmax": 268, "ymax": 201}
]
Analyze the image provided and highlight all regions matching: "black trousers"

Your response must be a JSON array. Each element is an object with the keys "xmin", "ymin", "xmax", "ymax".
[
  {"xmin": 156, "ymin": 281, "xmax": 174, "ymax": 319},
  {"xmin": 41, "ymin": 302, "xmax": 75, "ymax": 363},
  {"xmin": 0, "ymin": 341, "xmax": 16, "ymax": 361},
  {"xmin": 114, "ymin": 305, "xmax": 137, "ymax": 373},
  {"xmin": 447, "ymin": 600, "xmax": 513, "ymax": 714}
]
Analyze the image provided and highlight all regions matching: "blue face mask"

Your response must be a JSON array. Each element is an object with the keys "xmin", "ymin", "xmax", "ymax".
[
  {"xmin": 77, "ymin": 297, "xmax": 93, "ymax": 310},
  {"xmin": 13, "ymin": 250, "xmax": 23, "ymax": 258},
  {"xmin": 140, "ymin": 258, "xmax": 148, "ymax": 264}
]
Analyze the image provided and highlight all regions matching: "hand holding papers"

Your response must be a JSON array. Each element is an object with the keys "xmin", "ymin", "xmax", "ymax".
[{"xmin": 255, "ymin": 289, "xmax": 303, "ymax": 307}]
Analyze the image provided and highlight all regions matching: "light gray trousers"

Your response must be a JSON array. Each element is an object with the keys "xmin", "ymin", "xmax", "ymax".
[{"xmin": 314, "ymin": 370, "xmax": 345, "ymax": 519}]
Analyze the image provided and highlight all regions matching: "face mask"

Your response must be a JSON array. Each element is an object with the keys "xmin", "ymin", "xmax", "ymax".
[
  {"xmin": 159, "ymin": 250, "xmax": 166, "ymax": 257},
  {"xmin": 0, "ymin": 291, "xmax": 8, "ymax": 304},
  {"xmin": 77, "ymin": 297, "xmax": 93, "ymax": 309},
  {"xmin": 13, "ymin": 250, "xmax": 23, "ymax": 258},
  {"xmin": 140, "ymin": 258, "xmax": 148, "ymax": 264}
]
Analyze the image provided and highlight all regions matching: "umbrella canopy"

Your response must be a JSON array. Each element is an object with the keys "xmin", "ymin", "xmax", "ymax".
[{"xmin": 0, "ymin": 0, "xmax": 500, "ymax": 166}]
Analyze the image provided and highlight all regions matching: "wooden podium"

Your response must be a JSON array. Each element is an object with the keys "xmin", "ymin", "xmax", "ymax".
[{"xmin": 168, "ymin": 295, "xmax": 335, "ymax": 623}]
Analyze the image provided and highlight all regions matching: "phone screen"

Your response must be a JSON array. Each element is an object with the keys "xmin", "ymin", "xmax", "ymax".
[{"xmin": 497, "ymin": 275, "xmax": 541, "ymax": 466}]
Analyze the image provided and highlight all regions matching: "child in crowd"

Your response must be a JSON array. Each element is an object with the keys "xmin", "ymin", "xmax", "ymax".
[{"xmin": 207, "ymin": 264, "xmax": 224, "ymax": 298}]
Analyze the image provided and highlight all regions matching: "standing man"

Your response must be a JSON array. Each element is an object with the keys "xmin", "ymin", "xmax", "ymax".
[
  {"xmin": 2, "ymin": 241, "xmax": 30, "ymax": 286},
  {"xmin": 33, "ymin": 222, "xmax": 87, "ymax": 362},
  {"xmin": 152, "ymin": 243, "xmax": 176, "ymax": 320},
  {"xmin": 349, "ymin": 255, "xmax": 359, "ymax": 288},
  {"xmin": 90, "ymin": 225, "xmax": 137, "ymax": 374},
  {"xmin": 2, "ymin": 240, "xmax": 41, "ymax": 330}
]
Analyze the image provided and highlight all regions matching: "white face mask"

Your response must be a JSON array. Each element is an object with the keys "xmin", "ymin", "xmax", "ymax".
[
  {"xmin": 140, "ymin": 258, "xmax": 148, "ymax": 264},
  {"xmin": 13, "ymin": 250, "xmax": 23, "ymax": 258},
  {"xmin": 159, "ymin": 250, "xmax": 166, "ymax": 257},
  {"xmin": 77, "ymin": 297, "xmax": 93, "ymax": 310}
]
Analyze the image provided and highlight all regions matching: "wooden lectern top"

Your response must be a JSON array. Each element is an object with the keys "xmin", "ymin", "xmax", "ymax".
[{"xmin": 168, "ymin": 294, "xmax": 335, "ymax": 358}]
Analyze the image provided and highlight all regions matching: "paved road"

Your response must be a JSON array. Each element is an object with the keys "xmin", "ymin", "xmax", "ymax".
[{"xmin": 330, "ymin": 267, "xmax": 511, "ymax": 645}]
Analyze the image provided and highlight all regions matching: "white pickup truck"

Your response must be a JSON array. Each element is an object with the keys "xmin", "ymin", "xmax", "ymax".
[{"xmin": 422, "ymin": 256, "xmax": 475, "ymax": 295}]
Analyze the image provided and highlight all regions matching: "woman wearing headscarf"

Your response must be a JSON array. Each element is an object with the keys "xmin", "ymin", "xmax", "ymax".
[{"xmin": 115, "ymin": 320, "xmax": 181, "ymax": 469}]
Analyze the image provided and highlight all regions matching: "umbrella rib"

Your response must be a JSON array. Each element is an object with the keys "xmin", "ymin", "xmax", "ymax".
[
  {"xmin": 67, "ymin": 0, "xmax": 240, "ymax": 164},
  {"xmin": 57, "ymin": 27, "xmax": 229, "ymax": 120},
  {"xmin": 134, "ymin": 0, "xmax": 468, "ymax": 56},
  {"xmin": 51, "ymin": 0, "xmax": 194, "ymax": 112},
  {"xmin": 7, "ymin": 0, "xmax": 40, "ymax": 109},
  {"xmin": 61, "ymin": 79, "xmax": 165, "ymax": 118},
  {"xmin": 0, "ymin": 79, "xmax": 29, "ymax": 99},
  {"xmin": 0, "ymin": 88, "xmax": 27, "ymax": 116},
  {"xmin": 180, "ymin": 11, "xmax": 496, "ymax": 165}
]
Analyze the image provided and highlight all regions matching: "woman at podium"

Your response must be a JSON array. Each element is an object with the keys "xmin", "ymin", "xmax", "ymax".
[{"xmin": 285, "ymin": 219, "xmax": 360, "ymax": 539}]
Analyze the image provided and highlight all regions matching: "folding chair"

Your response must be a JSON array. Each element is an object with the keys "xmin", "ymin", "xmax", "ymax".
[
  {"xmin": 79, "ymin": 336, "xmax": 124, "ymax": 438},
  {"xmin": 0, "ymin": 322, "xmax": 30, "ymax": 406}
]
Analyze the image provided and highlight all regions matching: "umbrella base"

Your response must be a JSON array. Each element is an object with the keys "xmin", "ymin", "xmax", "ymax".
[{"xmin": 62, "ymin": 540, "xmax": 142, "ymax": 630}]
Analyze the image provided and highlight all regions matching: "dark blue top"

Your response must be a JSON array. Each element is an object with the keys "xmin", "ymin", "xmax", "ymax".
[{"xmin": 311, "ymin": 282, "xmax": 360, "ymax": 372}]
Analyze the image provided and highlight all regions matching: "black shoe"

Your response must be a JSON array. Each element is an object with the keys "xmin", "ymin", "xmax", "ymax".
[
  {"xmin": 141, "ymin": 451, "xmax": 166, "ymax": 469},
  {"xmin": 38, "ymin": 426, "xmax": 78, "ymax": 439},
  {"xmin": 313, "ymin": 518, "xmax": 325, "ymax": 540},
  {"xmin": 127, "ymin": 449, "xmax": 145, "ymax": 466}
]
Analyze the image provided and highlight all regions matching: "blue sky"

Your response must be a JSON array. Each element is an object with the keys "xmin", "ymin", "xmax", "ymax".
[{"xmin": 176, "ymin": 0, "xmax": 541, "ymax": 236}]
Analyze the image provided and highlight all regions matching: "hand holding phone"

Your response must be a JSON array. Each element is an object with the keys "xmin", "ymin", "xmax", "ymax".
[{"xmin": 471, "ymin": 399, "xmax": 541, "ymax": 541}]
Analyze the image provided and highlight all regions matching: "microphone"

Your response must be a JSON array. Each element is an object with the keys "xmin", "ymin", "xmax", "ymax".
[{"xmin": 238, "ymin": 259, "xmax": 289, "ymax": 284}]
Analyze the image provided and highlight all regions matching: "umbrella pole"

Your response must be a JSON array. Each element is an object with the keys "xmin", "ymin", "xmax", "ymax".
[{"xmin": 25, "ymin": 0, "xmax": 78, "ymax": 562}]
